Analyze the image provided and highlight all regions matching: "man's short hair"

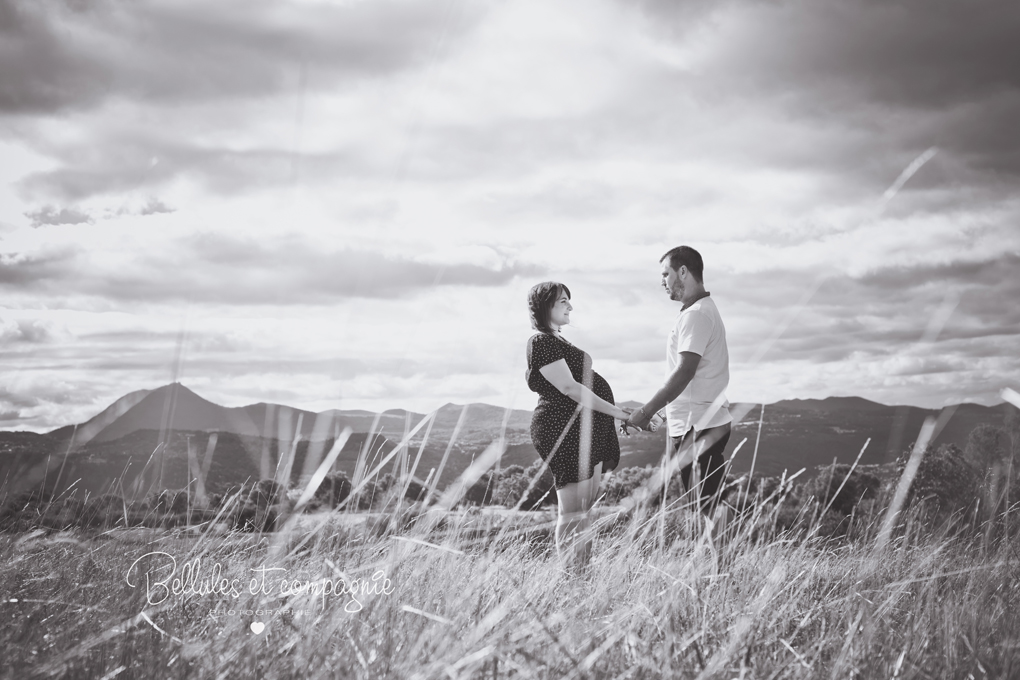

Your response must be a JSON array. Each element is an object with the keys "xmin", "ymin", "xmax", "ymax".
[{"xmin": 660, "ymin": 246, "xmax": 704, "ymax": 284}]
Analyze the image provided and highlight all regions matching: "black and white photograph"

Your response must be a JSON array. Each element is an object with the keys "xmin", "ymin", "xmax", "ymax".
[{"xmin": 2, "ymin": 0, "xmax": 1019, "ymax": 677}]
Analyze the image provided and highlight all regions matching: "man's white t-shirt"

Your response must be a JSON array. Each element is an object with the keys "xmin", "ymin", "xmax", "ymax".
[{"xmin": 664, "ymin": 295, "xmax": 732, "ymax": 436}]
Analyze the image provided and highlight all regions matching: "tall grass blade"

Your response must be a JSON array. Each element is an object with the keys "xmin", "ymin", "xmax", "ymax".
[{"xmin": 876, "ymin": 417, "xmax": 936, "ymax": 551}]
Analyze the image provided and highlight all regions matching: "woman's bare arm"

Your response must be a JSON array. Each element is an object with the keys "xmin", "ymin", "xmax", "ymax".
[{"xmin": 538, "ymin": 359, "xmax": 630, "ymax": 420}]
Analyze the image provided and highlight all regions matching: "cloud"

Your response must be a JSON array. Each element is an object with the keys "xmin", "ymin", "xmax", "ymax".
[
  {"xmin": 1, "ymin": 0, "xmax": 1018, "ymax": 424},
  {"xmin": 0, "ymin": 0, "xmax": 478, "ymax": 115},
  {"xmin": 16, "ymin": 133, "xmax": 359, "ymax": 201},
  {"xmin": 0, "ymin": 386, "xmax": 39, "ymax": 408},
  {"xmin": 126, "ymin": 236, "xmax": 544, "ymax": 303},
  {"xmin": 630, "ymin": 251, "xmax": 1020, "ymax": 391},
  {"xmin": 17, "ymin": 116, "xmax": 601, "ymax": 203},
  {"xmin": 0, "ymin": 318, "xmax": 53, "ymax": 344},
  {"xmin": 13, "ymin": 0, "xmax": 1016, "ymax": 214},
  {"xmin": 0, "ymin": 248, "xmax": 77, "ymax": 286},
  {"xmin": 24, "ymin": 204, "xmax": 93, "ymax": 227},
  {"xmin": 63, "ymin": 352, "xmax": 377, "ymax": 382},
  {"xmin": 855, "ymin": 252, "xmax": 1020, "ymax": 328},
  {"xmin": 704, "ymin": 0, "xmax": 1020, "ymax": 111},
  {"xmin": 0, "ymin": 373, "xmax": 135, "ymax": 431},
  {"xmin": 0, "ymin": 378, "xmax": 83, "ymax": 430},
  {"xmin": 0, "ymin": 234, "xmax": 544, "ymax": 304},
  {"xmin": 139, "ymin": 197, "xmax": 173, "ymax": 215},
  {"xmin": 617, "ymin": 0, "xmax": 1020, "ymax": 207},
  {"xmin": 2, "ymin": 0, "xmax": 483, "ymax": 200},
  {"xmin": 859, "ymin": 252, "xmax": 1020, "ymax": 289}
]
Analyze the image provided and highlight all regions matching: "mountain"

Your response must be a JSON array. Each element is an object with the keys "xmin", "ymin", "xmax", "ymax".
[
  {"xmin": 47, "ymin": 388, "xmax": 152, "ymax": 446},
  {"xmin": 1, "ymin": 385, "xmax": 1014, "ymax": 500},
  {"xmin": 4, "ymin": 429, "xmax": 400, "ymax": 501},
  {"xmin": 64, "ymin": 384, "xmax": 536, "ymax": 449},
  {"xmin": 83, "ymin": 383, "xmax": 266, "ymax": 443},
  {"xmin": 616, "ymin": 396, "xmax": 1013, "ymax": 479},
  {"xmin": 0, "ymin": 385, "xmax": 541, "ymax": 499}
]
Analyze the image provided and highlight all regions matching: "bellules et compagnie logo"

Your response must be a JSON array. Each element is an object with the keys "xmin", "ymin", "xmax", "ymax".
[{"xmin": 125, "ymin": 552, "xmax": 394, "ymax": 613}]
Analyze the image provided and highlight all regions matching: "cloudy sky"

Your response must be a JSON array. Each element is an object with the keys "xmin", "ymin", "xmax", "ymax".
[{"xmin": 2, "ymin": 0, "xmax": 1018, "ymax": 431}]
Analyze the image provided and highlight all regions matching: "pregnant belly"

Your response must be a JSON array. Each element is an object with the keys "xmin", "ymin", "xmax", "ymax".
[{"xmin": 591, "ymin": 371, "xmax": 614, "ymax": 404}]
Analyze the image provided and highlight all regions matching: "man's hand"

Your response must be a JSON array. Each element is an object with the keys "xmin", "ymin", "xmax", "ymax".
[
  {"xmin": 626, "ymin": 352, "xmax": 700, "ymax": 434},
  {"xmin": 625, "ymin": 407, "xmax": 653, "ymax": 432}
]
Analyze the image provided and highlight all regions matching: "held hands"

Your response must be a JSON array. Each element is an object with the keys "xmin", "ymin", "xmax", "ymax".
[
  {"xmin": 628, "ymin": 407, "xmax": 653, "ymax": 431},
  {"xmin": 616, "ymin": 406, "xmax": 635, "ymax": 436},
  {"xmin": 619, "ymin": 406, "xmax": 654, "ymax": 436}
]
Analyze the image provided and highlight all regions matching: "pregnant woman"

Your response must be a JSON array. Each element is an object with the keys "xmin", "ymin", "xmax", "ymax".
[{"xmin": 526, "ymin": 281, "xmax": 629, "ymax": 569}]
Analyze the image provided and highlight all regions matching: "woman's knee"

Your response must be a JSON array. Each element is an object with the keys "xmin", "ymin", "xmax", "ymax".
[
  {"xmin": 586, "ymin": 462, "xmax": 603, "ymax": 504},
  {"xmin": 557, "ymin": 510, "xmax": 587, "ymax": 524},
  {"xmin": 556, "ymin": 483, "xmax": 585, "ymax": 513}
]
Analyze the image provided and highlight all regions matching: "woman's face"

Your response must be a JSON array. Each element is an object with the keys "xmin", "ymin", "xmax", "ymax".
[{"xmin": 547, "ymin": 290, "xmax": 572, "ymax": 330}]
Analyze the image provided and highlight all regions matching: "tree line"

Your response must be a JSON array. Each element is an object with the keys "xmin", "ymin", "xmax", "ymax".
[{"xmin": 2, "ymin": 407, "xmax": 1016, "ymax": 539}]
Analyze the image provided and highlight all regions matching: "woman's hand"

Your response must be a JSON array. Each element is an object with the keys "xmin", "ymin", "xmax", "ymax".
[
  {"xmin": 626, "ymin": 406, "xmax": 653, "ymax": 432},
  {"xmin": 618, "ymin": 406, "xmax": 636, "ymax": 435}
]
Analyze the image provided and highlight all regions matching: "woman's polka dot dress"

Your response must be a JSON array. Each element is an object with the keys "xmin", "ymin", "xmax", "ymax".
[{"xmin": 526, "ymin": 332, "xmax": 621, "ymax": 489}]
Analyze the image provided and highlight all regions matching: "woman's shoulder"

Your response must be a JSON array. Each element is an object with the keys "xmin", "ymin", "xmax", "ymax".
[
  {"xmin": 528, "ymin": 332, "xmax": 556, "ymax": 347},
  {"xmin": 528, "ymin": 333, "xmax": 568, "ymax": 363}
]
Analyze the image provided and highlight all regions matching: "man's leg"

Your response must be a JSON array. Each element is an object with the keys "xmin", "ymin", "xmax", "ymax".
[
  {"xmin": 675, "ymin": 429, "xmax": 697, "ymax": 502},
  {"xmin": 673, "ymin": 431, "xmax": 709, "ymax": 544},
  {"xmin": 694, "ymin": 424, "xmax": 732, "ymax": 542}
]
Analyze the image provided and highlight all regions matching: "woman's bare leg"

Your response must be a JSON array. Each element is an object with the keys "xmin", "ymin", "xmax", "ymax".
[
  {"xmin": 555, "ymin": 463, "xmax": 602, "ymax": 569},
  {"xmin": 555, "ymin": 483, "xmax": 586, "ymax": 567},
  {"xmin": 585, "ymin": 462, "xmax": 603, "ymax": 509}
]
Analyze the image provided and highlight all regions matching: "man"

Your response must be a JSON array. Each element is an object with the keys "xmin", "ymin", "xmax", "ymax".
[{"xmin": 625, "ymin": 245, "xmax": 733, "ymax": 530}]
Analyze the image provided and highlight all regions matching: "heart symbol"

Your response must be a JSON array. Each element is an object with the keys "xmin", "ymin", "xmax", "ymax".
[{"xmin": 250, "ymin": 622, "xmax": 265, "ymax": 634}]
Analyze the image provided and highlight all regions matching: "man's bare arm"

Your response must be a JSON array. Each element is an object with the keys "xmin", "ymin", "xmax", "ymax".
[{"xmin": 626, "ymin": 351, "xmax": 701, "ymax": 429}]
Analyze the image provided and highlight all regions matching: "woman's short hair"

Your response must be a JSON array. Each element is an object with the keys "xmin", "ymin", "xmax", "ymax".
[{"xmin": 528, "ymin": 281, "xmax": 570, "ymax": 333}]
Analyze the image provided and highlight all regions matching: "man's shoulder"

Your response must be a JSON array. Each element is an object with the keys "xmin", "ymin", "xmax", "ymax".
[
  {"xmin": 687, "ymin": 296, "xmax": 724, "ymax": 321},
  {"xmin": 675, "ymin": 298, "xmax": 717, "ymax": 323},
  {"xmin": 673, "ymin": 298, "xmax": 725, "ymax": 340},
  {"xmin": 692, "ymin": 295, "xmax": 720, "ymax": 312}
]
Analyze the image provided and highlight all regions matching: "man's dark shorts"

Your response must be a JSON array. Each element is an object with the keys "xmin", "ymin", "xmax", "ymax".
[{"xmin": 670, "ymin": 422, "xmax": 732, "ymax": 513}]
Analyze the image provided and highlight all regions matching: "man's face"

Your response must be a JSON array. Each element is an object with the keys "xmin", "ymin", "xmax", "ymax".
[{"xmin": 661, "ymin": 261, "xmax": 684, "ymax": 302}]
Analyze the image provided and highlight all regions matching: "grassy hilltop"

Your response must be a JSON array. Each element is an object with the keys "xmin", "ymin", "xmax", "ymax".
[
  {"xmin": 2, "ymin": 390, "xmax": 1018, "ymax": 678},
  {"xmin": 3, "ymin": 449, "xmax": 1020, "ymax": 678}
]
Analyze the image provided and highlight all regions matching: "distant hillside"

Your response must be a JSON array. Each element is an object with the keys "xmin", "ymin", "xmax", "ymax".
[
  {"xmin": 48, "ymin": 384, "xmax": 536, "ymax": 449},
  {"xmin": 1, "ymin": 429, "xmax": 399, "ymax": 500},
  {"xmin": 617, "ymin": 397, "xmax": 1013, "ymax": 479},
  {"xmin": 0, "ymin": 385, "xmax": 540, "ymax": 499},
  {"xmin": 1, "ymin": 384, "xmax": 1013, "ymax": 500},
  {"xmin": 47, "ymin": 388, "xmax": 152, "ymax": 446},
  {"xmin": 0, "ymin": 424, "xmax": 536, "ymax": 501}
]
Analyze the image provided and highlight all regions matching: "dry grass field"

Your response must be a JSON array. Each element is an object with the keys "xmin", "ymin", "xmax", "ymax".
[
  {"xmin": 3, "ymin": 482, "xmax": 1019, "ymax": 679},
  {"xmin": 3, "ymin": 403, "xmax": 1019, "ymax": 678}
]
